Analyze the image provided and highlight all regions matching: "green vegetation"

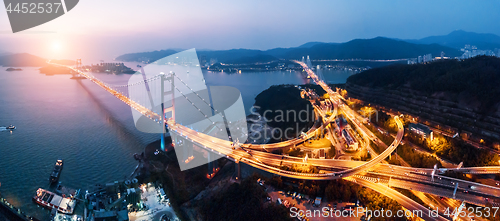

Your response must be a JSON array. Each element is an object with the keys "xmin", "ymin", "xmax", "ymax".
[
  {"xmin": 285, "ymin": 148, "xmax": 305, "ymax": 158},
  {"xmin": 357, "ymin": 188, "xmax": 405, "ymax": 221},
  {"xmin": 348, "ymin": 56, "xmax": 500, "ymax": 113},
  {"xmin": 279, "ymin": 164, "xmax": 320, "ymax": 174},
  {"xmin": 324, "ymin": 179, "xmax": 405, "ymax": 221},
  {"xmin": 200, "ymin": 175, "xmax": 293, "ymax": 221},
  {"xmin": 393, "ymin": 188, "xmax": 428, "ymax": 208},
  {"xmin": 372, "ymin": 110, "xmax": 410, "ymax": 134},
  {"xmin": 116, "ymin": 37, "xmax": 460, "ymax": 64},
  {"xmin": 39, "ymin": 65, "xmax": 72, "ymax": 75},
  {"xmin": 254, "ymin": 85, "xmax": 315, "ymax": 142},
  {"xmin": 365, "ymin": 115, "xmax": 442, "ymax": 168},
  {"xmin": 386, "ymin": 157, "xmax": 404, "ymax": 166},
  {"xmin": 395, "ymin": 143, "xmax": 442, "ymax": 168},
  {"xmin": 407, "ymin": 133, "xmax": 500, "ymax": 167},
  {"xmin": 301, "ymin": 137, "xmax": 331, "ymax": 149},
  {"xmin": 327, "ymin": 145, "xmax": 336, "ymax": 159},
  {"xmin": 365, "ymin": 123, "xmax": 393, "ymax": 146},
  {"xmin": 324, "ymin": 179, "xmax": 358, "ymax": 202},
  {"xmin": 352, "ymin": 147, "xmax": 371, "ymax": 161},
  {"xmin": 146, "ymin": 147, "xmax": 208, "ymax": 221},
  {"xmin": 369, "ymin": 140, "xmax": 385, "ymax": 154}
]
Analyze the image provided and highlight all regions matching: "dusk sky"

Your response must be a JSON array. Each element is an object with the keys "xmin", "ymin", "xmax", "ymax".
[{"xmin": 1, "ymin": 0, "xmax": 499, "ymax": 60}]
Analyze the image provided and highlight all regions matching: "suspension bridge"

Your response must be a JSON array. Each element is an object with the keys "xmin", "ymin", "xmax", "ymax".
[{"xmin": 47, "ymin": 56, "xmax": 500, "ymax": 220}]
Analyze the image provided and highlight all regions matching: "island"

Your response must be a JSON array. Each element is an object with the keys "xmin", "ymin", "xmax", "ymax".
[
  {"xmin": 39, "ymin": 65, "xmax": 73, "ymax": 75},
  {"xmin": 6, "ymin": 67, "xmax": 22, "ymax": 71}
]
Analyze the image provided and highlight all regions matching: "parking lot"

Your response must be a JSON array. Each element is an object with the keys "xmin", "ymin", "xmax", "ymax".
[
  {"xmin": 128, "ymin": 183, "xmax": 179, "ymax": 221},
  {"xmin": 266, "ymin": 185, "xmax": 362, "ymax": 221}
]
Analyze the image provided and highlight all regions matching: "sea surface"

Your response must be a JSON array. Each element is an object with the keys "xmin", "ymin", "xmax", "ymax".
[{"xmin": 0, "ymin": 66, "xmax": 354, "ymax": 219}]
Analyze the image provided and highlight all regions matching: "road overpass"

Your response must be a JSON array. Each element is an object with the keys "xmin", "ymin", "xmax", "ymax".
[{"xmin": 50, "ymin": 59, "xmax": 500, "ymax": 220}]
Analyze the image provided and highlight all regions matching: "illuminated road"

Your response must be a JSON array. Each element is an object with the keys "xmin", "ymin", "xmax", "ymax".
[
  {"xmin": 51, "ymin": 61, "xmax": 500, "ymax": 219},
  {"xmin": 345, "ymin": 176, "xmax": 450, "ymax": 221}
]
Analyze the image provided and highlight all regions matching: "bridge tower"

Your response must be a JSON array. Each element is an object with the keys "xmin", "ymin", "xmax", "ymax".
[
  {"xmin": 160, "ymin": 71, "xmax": 176, "ymax": 151},
  {"xmin": 72, "ymin": 59, "xmax": 82, "ymax": 76},
  {"xmin": 75, "ymin": 59, "xmax": 82, "ymax": 69}
]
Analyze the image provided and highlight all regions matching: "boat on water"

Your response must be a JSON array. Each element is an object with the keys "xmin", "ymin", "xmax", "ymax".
[
  {"xmin": 6, "ymin": 125, "xmax": 15, "ymax": 130},
  {"xmin": 32, "ymin": 188, "xmax": 77, "ymax": 214},
  {"xmin": 49, "ymin": 159, "xmax": 64, "ymax": 184}
]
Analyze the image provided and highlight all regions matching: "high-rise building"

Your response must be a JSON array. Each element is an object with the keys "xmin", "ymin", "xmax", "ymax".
[
  {"xmin": 423, "ymin": 54, "xmax": 432, "ymax": 63},
  {"xmin": 306, "ymin": 55, "xmax": 312, "ymax": 68}
]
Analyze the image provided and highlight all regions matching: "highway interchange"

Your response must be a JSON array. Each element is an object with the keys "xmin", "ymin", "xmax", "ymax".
[{"xmin": 51, "ymin": 60, "xmax": 500, "ymax": 220}]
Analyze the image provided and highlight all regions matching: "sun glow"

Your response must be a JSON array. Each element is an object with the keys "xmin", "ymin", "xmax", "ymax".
[{"xmin": 51, "ymin": 41, "xmax": 62, "ymax": 53}]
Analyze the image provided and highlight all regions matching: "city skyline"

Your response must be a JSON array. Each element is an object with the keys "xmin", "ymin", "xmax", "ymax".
[{"xmin": 1, "ymin": 0, "xmax": 500, "ymax": 60}]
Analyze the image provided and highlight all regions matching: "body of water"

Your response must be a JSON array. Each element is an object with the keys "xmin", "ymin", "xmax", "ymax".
[
  {"xmin": 0, "ymin": 66, "xmax": 354, "ymax": 219},
  {"xmin": 203, "ymin": 69, "xmax": 354, "ymax": 112}
]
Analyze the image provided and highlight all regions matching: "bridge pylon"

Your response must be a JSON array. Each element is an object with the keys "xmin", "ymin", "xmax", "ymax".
[
  {"xmin": 160, "ymin": 71, "xmax": 176, "ymax": 151},
  {"xmin": 207, "ymin": 151, "xmax": 219, "ymax": 179},
  {"xmin": 235, "ymin": 159, "xmax": 241, "ymax": 180},
  {"xmin": 75, "ymin": 59, "xmax": 82, "ymax": 69}
]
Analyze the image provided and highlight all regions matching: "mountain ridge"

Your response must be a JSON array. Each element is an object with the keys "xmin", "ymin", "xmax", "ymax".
[
  {"xmin": 116, "ymin": 37, "xmax": 462, "ymax": 64},
  {"xmin": 404, "ymin": 30, "xmax": 500, "ymax": 49}
]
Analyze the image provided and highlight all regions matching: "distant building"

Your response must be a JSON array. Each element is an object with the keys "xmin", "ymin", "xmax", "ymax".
[
  {"xmin": 460, "ymin": 45, "xmax": 495, "ymax": 59},
  {"xmin": 423, "ymin": 54, "xmax": 432, "ymax": 63},
  {"xmin": 418, "ymin": 56, "xmax": 423, "ymax": 63},
  {"xmin": 409, "ymin": 123, "xmax": 433, "ymax": 139}
]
